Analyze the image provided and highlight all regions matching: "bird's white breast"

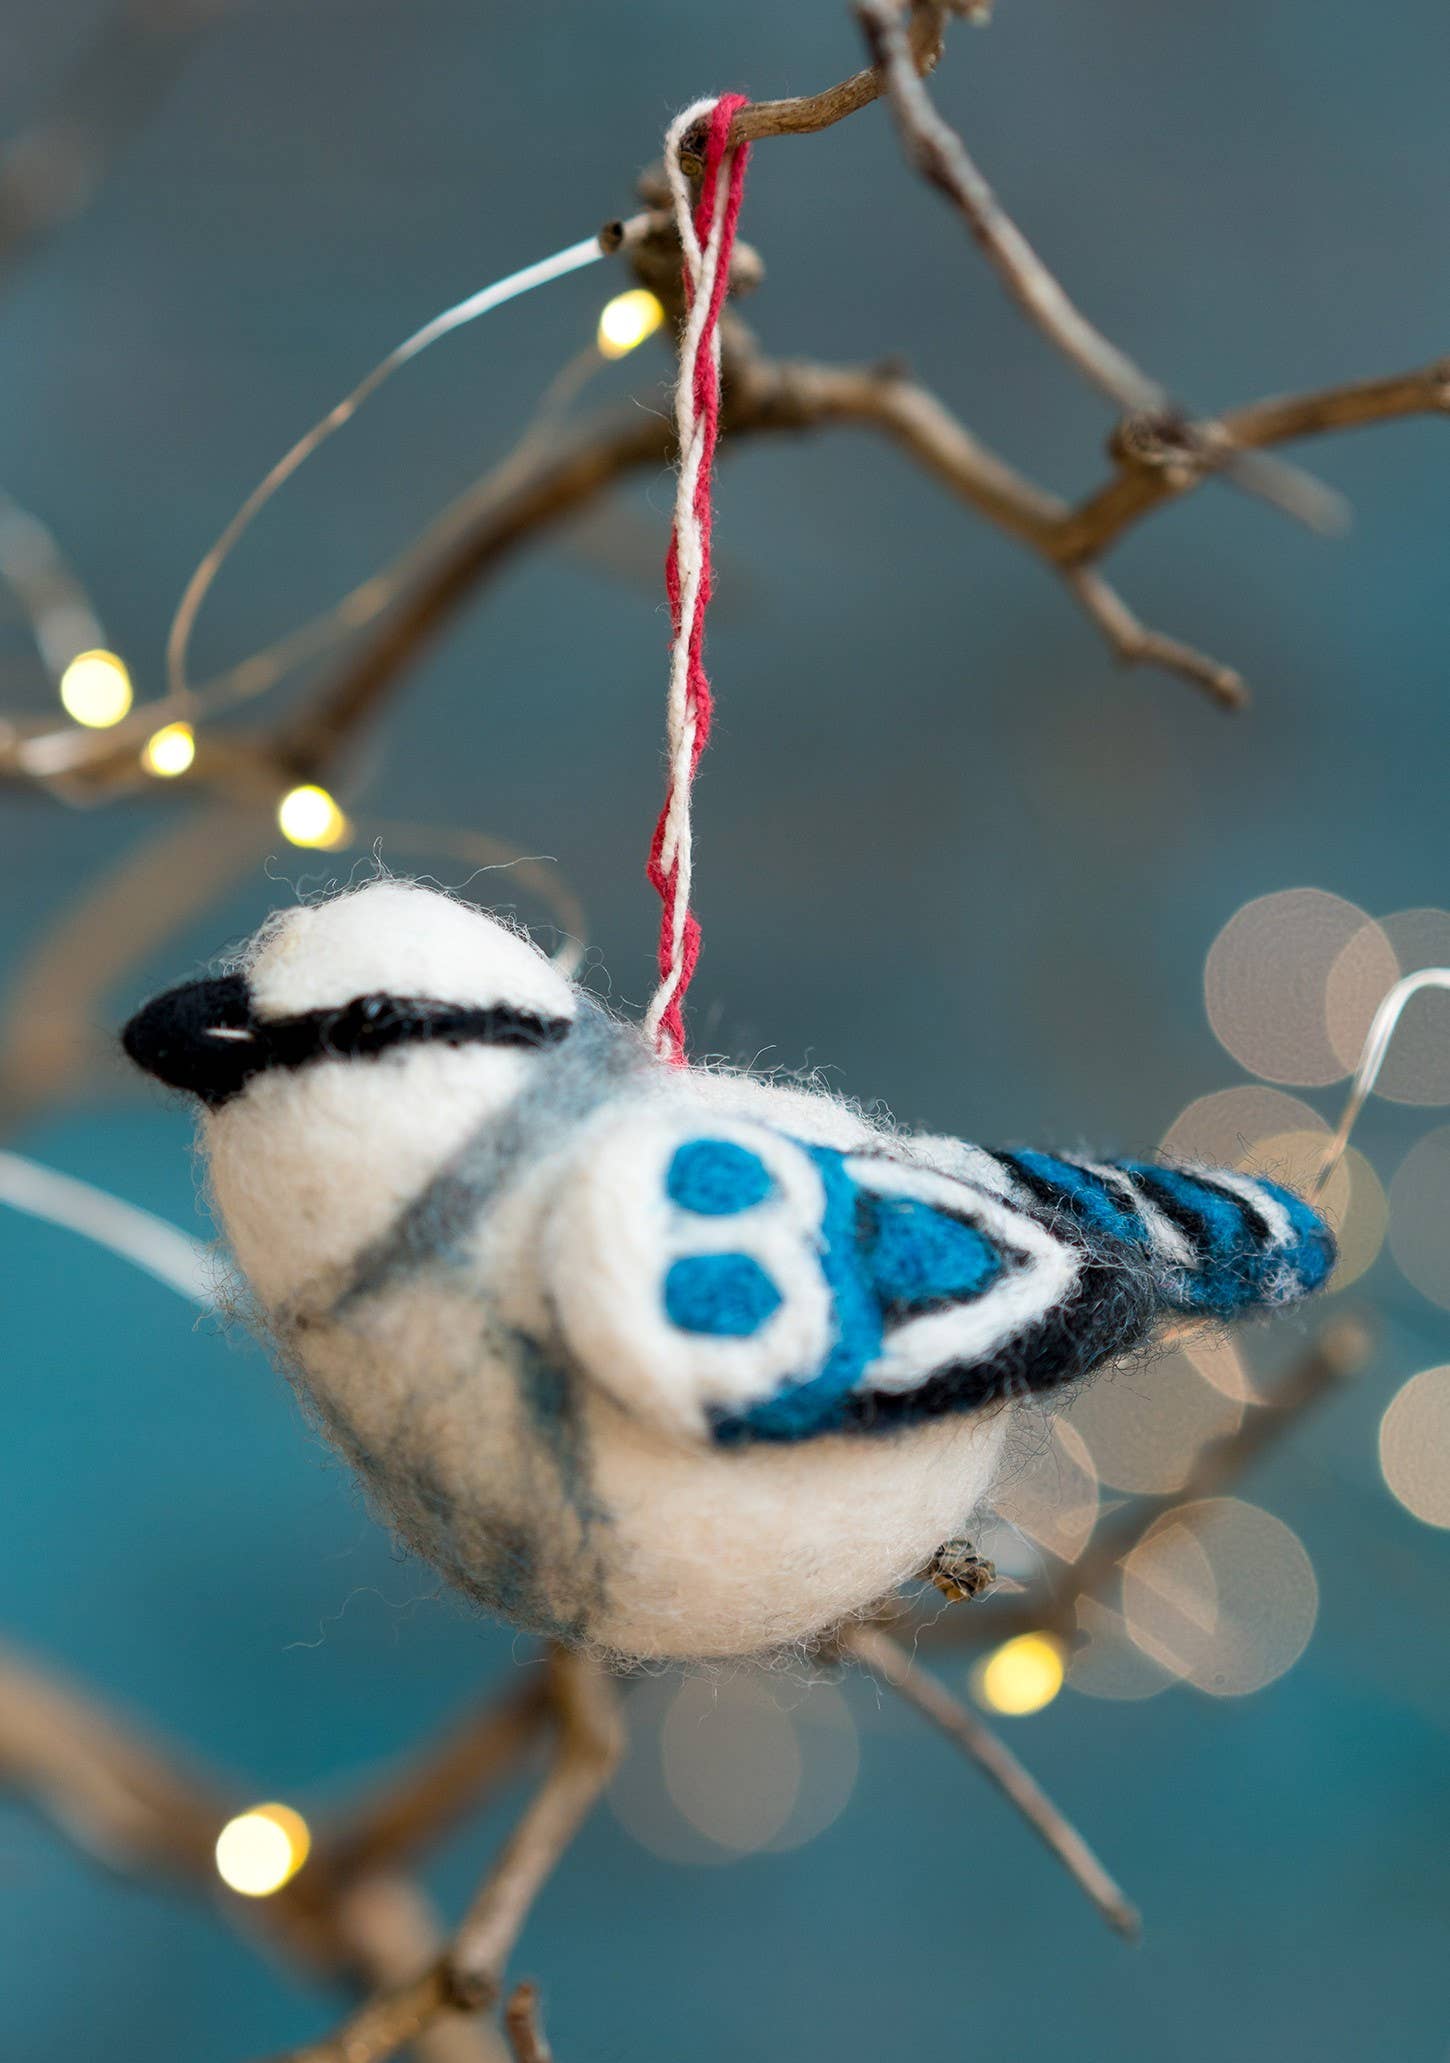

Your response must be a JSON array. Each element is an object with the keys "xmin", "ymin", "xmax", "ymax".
[{"xmin": 206, "ymin": 1042, "xmax": 534, "ymax": 1310}]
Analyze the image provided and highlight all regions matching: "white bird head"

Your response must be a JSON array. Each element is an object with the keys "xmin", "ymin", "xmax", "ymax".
[{"xmin": 122, "ymin": 881, "xmax": 579, "ymax": 1306}]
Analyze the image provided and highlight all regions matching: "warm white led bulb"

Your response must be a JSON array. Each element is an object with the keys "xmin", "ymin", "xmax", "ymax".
[
  {"xmin": 214, "ymin": 1803, "xmax": 311, "ymax": 1897},
  {"xmin": 59, "ymin": 649, "xmax": 132, "ymax": 728},
  {"xmin": 277, "ymin": 783, "xmax": 349, "ymax": 849},
  {"xmin": 973, "ymin": 1633, "xmax": 1065, "ymax": 1716},
  {"xmin": 141, "ymin": 721, "xmax": 196, "ymax": 778},
  {"xmin": 597, "ymin": 289, "xmax": 665, "ymax": 360}
]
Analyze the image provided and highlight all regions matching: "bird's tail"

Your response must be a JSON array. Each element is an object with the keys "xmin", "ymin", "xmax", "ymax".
[{"xmin": 999, "ymin": 1151, "xmax": 1336, "ymax": 1319}]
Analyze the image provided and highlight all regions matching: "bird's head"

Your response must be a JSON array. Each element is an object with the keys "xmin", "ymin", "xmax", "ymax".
[{"xmin": 122, "ymin": 880, "xmax": 578, "ymax": 1304}]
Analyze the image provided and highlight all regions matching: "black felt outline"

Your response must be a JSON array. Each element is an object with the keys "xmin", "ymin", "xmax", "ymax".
[{"xmin": 122, "ymin": 974, "xmax": 571, "ymax": 1108}]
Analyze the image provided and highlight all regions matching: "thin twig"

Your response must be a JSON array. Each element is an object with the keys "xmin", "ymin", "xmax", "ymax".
[
  {"xmin": 0, "ymin": 1640, "xmax": 236, "ymax": 1887},
  {"xmin": 1066, "ymin": 569, "xmax": 1246, "ymax": 709},
  {"xmin": 1054, "ymin": 359, "xmax": 1450, "ymax": 563},
  {"xmin": 711, "ymin": 0, "xmax": 950, "ymax": 151},
  {"xmin": 842, "ymin": 1621, "xmax": 1141, "ymax": 1940},
  {"xmin": 333, "ymin": 1878, "xmax": 507, "ymax": 2063},
  {"xmin": 276, "ymin": 412, "xmax": 672, "ymax": 781},
  {"xmin": 503, "ymin": 1984, "xmax": 554, "ymax": 2063},
  {"xmin": 275, "ymin": 1652, "xmax": 622, "ymax": 2063},
  {"xmin": 857, "ymin": 0, "xmax": 1162, "ymax": 416},
  {"xmin": 856, "ymin": 0, "xmax": 1340, "ymax": 534},
  {"xmin": 0, "ymin": 1638, "xmax": 560, "ymax": 2062},
  {"xmin": 450, "ymin": 1653, "xmax": 621, "ymax": 2005},
  {"xmin": 328, "ymin": 1678, "xmax": 552, "ymax": 1883},
  {"xmin": 1, "ymin": 339, "xmax": 1445, "ymax": 819}
]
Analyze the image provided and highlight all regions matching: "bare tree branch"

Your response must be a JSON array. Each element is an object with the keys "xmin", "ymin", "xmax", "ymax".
[
  {"xmin": 0, "ymin": 1640, "xmax": 236, "ymax": 1886},
  {"xmin": 328, "ymin": 1678, "xmax": 552, "ymax": 1884},
  {"xmin": 278, "ymin": 335, "xmax": 1448, "ymax": 755},
  {"xmin": 275, "ymin": 1652, "xmax": 622, "ymax": 2063},
  {"xmin": 1066, "ymin": 569, "xmax": 1246, "ymax": 709},
  {"xmin": 0, "ymin": 1637, "xmax": 562, "ymax": 2062},
  {"xmin": 840, "ymin": 1622, "xmax": 1141, "ymax": 1939},
  {"xmin": 1054, "ymin": 361, "xmax": 1450, "ymax": 563},
  {"xmin": 856, "ymin": 0, "xmax": 1163, "ymax": 417},
  {"xmin": 683, "ymin": 0, "xmax": 952, "ymax": 156},
  {"xmin": 854, "ymin": 0, "xmax": 1343, "ymax": 540},
  {"xmin": 5, "ymin": 330, "xmax": 1439, "ymax": 828}
]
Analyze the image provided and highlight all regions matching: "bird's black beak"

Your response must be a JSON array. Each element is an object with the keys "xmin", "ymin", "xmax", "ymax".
[{"xmin": 121, "ymin": 974, "xmax": 263, "ymax": 1108}]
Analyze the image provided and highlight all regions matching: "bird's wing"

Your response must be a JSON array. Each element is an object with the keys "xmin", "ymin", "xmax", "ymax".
[{"xmin": 540, "ymin": 1105, "xmax": 1159, "ymax": 1446}]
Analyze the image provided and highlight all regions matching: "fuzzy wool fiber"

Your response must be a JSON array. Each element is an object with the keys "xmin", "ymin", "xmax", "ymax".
[{"xmin": 122, "ymin": 882, "xmax": 1336, "ymax": 1661}]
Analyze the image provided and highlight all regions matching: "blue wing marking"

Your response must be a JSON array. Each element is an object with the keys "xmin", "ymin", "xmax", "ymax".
[
  {"xmin": 862, "ymin": 1192, "xmax": 1002, "ymax": 1310},
  {"xmin": 1006, "ymin": 1150, "xmax": 1147, "ymax": 1247},
  {"xmin": 646, "ymin": 1125, "xmax": 1335, "ymax": 1449},
  {"xmin": 665, "ymin": 1252, "xmax": 784, "ymax": 1336},
  {"xmin": 667, "ymin": 1138, "xmax": 776, "ymax": 1215},
  {"xmin": 991, "ymin": 1148, "xmax": 1335, "ymax": 1315},
  {"xmin": 1117, "ymin": 1162, "xmax": 1334, "ymax": 1314},
  {"xmin": 657, "ymin": 1137, "xmax": 1014, "ymax": 1444}
]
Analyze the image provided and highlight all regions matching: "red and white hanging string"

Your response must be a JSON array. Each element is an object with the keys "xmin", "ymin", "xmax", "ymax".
[{"xmin": 644, "ymin": 93, "xmax": 752, "ymax": 1064}]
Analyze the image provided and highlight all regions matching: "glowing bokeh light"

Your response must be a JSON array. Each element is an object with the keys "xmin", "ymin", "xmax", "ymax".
[
  {"xmin": 1379, "ymin": 1366, "xmax": 1450, "ymax": 1527},
  {"xmin": 214, "ymin": 1803, "xmax": 311, "ymax": 1897},
  {"xmin": 1161, "ymin": 1085, "xmax": 1325, "ymax": 1168},
  {"xmin": 1324, "ymin": 917, "xmax": 1400, "ymax": 1077},
  {"xmin": 973, "ymin": 1633, "xmax": 1065, "ymax": 1716},
  {"xmin": 1183, "ymin": 1333, "xmax": 1258, "ymax": 1406},
  {"xmin": 992, "ymin": 1418, "xmax": 1099, "ymax": 1562},
  {"xmin": 1162, "ymin": 1094, "xmax": 1385, "ymax": 1293},
  {"xmin": 1204, "ymin": 889, "xmax": 1373, "ymax": 1086},
  {"xmin": 1068, "ymin": 1597, "xmax": 1177, "ymax": 1703},
  {"xmin": 1389, "ymin": 1126, "xmax": 1450, "ymax": 1309},
  {"xmin": 661, "ymin": 1675, "xmax": 801, "ymax": 1851},
  {"xmin": 141, "ymin": 720, "xmax": 196, "ymax": 778},
  {"xmin": 597, "ymin": 288, "xmax": 666, "ymax": 360},
  {"xmin": 609, "ymin": 1674, "xmax": 858, "ymax": 1865},
  {"xmin": 1121, "ymin": 1497, "xmax": 1317, "ymax": 1697},
  {"xmin": 59, "ymin": 648, "xmax": 133, "ymax": 728},
  {"xmin": 277, "ymin": 783, "xmax": 349, "ymax": 849},
  {"xmin": 1066, "ymin": 1348, "xmax": 1242, "ymax": 1496}
]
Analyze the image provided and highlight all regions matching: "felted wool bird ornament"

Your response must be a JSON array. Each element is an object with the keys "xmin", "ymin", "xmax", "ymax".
[{"xmin": 122, "ymin": 880, "xmax": 1336, "ymax": 1661}]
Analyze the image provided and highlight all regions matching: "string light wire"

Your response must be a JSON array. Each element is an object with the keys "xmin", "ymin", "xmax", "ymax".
[
  {"xmin": 165, "ymin": 223, "xmax": 644, "ymax": 720},
  {"xmin": 1315, "ymin": 968, "xmax": 1450, "ymax": 1197},
  {"xmin": 0, "ymin": 1150, "xmax": 212, "ymax": 1304}
]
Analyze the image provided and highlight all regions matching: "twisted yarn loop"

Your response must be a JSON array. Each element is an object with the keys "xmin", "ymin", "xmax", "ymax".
[{"xmin": 644, "ymin": 94, "xmax": 752, "ymax": 1064}]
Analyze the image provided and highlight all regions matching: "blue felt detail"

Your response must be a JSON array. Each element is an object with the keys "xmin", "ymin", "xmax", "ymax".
[
  {"xmin": 1119, "ymin": 1163, "xmax": 1275, "ymax": 1316},
  {"xmin": 724, "ymin": 1146, "xmax": 885, "ymax": 1440},
  {"xmin": 665, "ymin": 1252, "xmax": 783, "ymax": 1337},
  {"xmin": 666, "ymin": 1137, "xmax": 776, "ymax": 1216},
  {"xmin": 1245, "ymin": 1175, "xmax": 1337, "ymax": 1293},
  {"xmin": 1009, "ymin": 1151, "xmax": 1147, "ymax": 1248},
  {"xmin": 713, "ymin": 1147, "xmax": 1009, "ymax": 1444},
  {"xmin": 864, "ymin": 1193, "xmax": 1001, "ymax": 1308}
]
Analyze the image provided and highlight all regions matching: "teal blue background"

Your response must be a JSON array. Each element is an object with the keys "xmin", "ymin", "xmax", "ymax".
[{"xmin": 2, "ymin": 3, "xmax": 1449, "ymax": 2057}]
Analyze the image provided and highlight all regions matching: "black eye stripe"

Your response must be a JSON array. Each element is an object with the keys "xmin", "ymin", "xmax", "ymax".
[
  {"xmin": 261, "ymin": 995, "xmax": 572, "ymax": 1069},
  {"xmin": 122, "ymin": 976, "xmax": 571, "ymax": 1109}
]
